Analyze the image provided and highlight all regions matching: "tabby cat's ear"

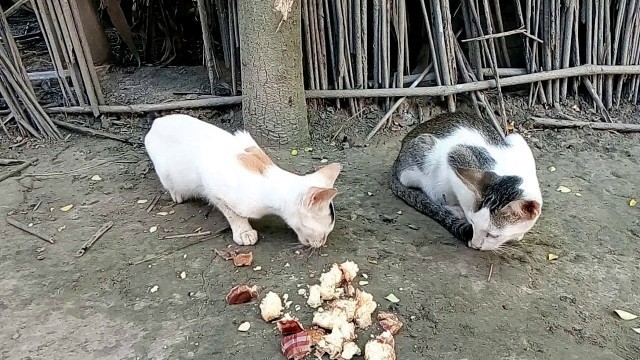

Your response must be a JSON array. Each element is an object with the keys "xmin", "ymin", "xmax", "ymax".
[
  {"xmin": 454, "ymin": 168, "xmax": 487, "ymax": 199},
  {"xmin": 508, "ymin": 199, "xmax": 541, "ymax": 220}
]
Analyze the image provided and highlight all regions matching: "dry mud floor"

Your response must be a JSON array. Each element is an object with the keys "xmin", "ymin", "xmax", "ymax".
[{"xmin": 1, "ymin": 110, "xmax": 639, "ymax": 360}]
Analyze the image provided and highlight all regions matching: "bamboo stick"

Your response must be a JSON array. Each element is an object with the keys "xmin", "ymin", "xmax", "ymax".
[
  {"xmin": 560, "ymin": 0, "xmax": 575, "ymax": 100},
  {"xmin": 32, "ymin": 0, "xmax": 82, "ymax": 105},
  {"xmin": 228, "ymin": 0, "xmax": 237, "ymax": 94},
  {"xmin": 309, "ymin": 0, "xmax": 321, "ymax": 90},
  {"xmin": 430, "ymin": 0, "xmax": 455, "ymax": 112},
  {"xmin": 361, "ymin": 0, "xmax": 367, "ymax": 89},
  {"xmin": 316, "ymin": 0, "xmax": 328, "ymax": 89},
  {"xmin": 529, "ymin": 117, "xmax": 640, "ymax": 132},
  {"xmin": 323, "ymin": 0, "xmax": 337, "ymax": 90},
  {"xmin": 53, "ymin": 0, "xmax": 100, "ymax": 115},
  {"xmin": 305, "ymin": 65, "xmax": 640, "ymax": 98},
  {"xmin": 582, "ymin": 77, "xmax": 612, "ymax": 122},
  {"xmin": 396, "ymin": 0, "xmax": 406, "ymax": 88},
  {"xmin": 365, "ymin": 64, "xmax": 434, "ymax": 141},
  {"xmin": 615, "ymin": 0, "xmax": 638, "ymax": 106},
  {"xmin": 372, "ymin": 0, "xmax": 380, "ymax": 88},
  {"xmin": 30, "ymin": 0, "xmax": 75, "ymax": 105},
  {"xmin": 45, "ymin": 96, "xmax": 243, "ymax": 113},
  {"xmin": 302, "ymin": 0, "xmax": 315, "ymax": 89},
  {"xmin": 196, "ymin": 0, "xmax": 218, "ymax": 94},
  {"xmin": 491, "ymin": 0, "xmax": 510, "ymax": 67},
  {"xmin": 354, "ymin": 0, "xmax": 363, "ymax": 89},
  {"xmin": 67, "ymin": 0, "xmax": 104, "ymax": 103},
  {"xmin": 419, "ymin": 0, "xmax": 443, "ymax": 87}
]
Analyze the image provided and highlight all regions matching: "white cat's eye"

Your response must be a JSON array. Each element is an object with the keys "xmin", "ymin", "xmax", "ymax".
[{"xmin": 488, "ymin": 233, "xmax": 499, "ymax": 238}]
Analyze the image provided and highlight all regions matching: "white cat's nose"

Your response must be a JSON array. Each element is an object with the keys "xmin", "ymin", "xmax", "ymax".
[{"xmin": 468, "ymin": 240, "xmax": 481, "ymax": 250}]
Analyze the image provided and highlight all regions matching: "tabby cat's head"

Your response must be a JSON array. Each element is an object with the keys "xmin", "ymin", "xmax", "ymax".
[{"xmin": 456, "ymin": 168, "xmax": 542, "ymax": 251}]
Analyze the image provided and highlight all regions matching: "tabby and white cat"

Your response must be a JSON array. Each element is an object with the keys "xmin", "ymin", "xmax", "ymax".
[
  {"xmin": 144, "ymin": 114, "xmax": 342, "ymax": 248},
  {"xmin": 390, "ymin": 112, "xmax": 542, "ymax": 251}
]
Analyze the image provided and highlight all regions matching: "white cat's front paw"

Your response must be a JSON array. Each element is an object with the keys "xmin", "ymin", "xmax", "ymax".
[{"xmin": 233, "ymin": 230, "xmax": 258, "ymax": 246}]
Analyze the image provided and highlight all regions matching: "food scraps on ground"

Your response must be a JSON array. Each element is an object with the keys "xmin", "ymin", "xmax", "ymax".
[
  {"xmin": 341, "ymin": 341, "xmax": 362, "ymax": 359},
  {"xmin": 233, "ymin": 252, "xmax": 253, "ymax": 267},
  {"xmin": 226, "ymin": 284, "xmax": 258, "ymax": 305},
  {"xmin": 214, "ymin": 249, "xmax": 254, "ymax": 267},
  {"xmin": 237, "ymin": 322, "xmax": 251, "ymax": 332},
  {"xmin": 308, "ymin": 261, "xmax": 377, "ymax": 359},
  {"xmin": 281, "ymin": 331, "xmax": 310, "ymax": 360},
  {"xmin": 277, "ymin": 315, "xmax": 305, "ymax": 336},
  {"xmin": 260, "ymin": 291, "xmax": 284, "ymax": 321},
  {"xmin": 339, "ymin": 260, "xmax": 359, "ymax": 282},
  {"xmin": 262, "ymin": 260, "xmax": 401, "ymax": 360},
  {"xmin": 319, "ymin": 264, "xmax": 345, "ymax": 301},
  {"xmin": 315, "ymin": 321, "xmax": 357, "ymax": 359},
  {"xmin": 306, "ymin": 327, "xmax": 326, "ymax": 345},
  {"xmin": 377, "ymin": 312, "xmax": 403, "ymax": 335},
  {"xmin": 277, "ymin": 315, "xmax": 311, "ymax": 360},
  {"xmin": 214, "ymin": 248, "xmax": 237, "ymax": 260},
  {"xmin": 364, "ymin": 331, "xmax": 396, "ymax": 360},
  {"xmin": 354, "ymin": 290, "xmax": 377, "ymax": 328},
  {"xmin": 307, "ymin": 284, "xmax": 322, "ymax": 308}
]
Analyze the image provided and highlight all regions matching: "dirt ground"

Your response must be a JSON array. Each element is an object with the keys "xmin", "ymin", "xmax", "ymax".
[{"xmin": 2, "ymin": 91, "xmax": 640, "ymax": 360}]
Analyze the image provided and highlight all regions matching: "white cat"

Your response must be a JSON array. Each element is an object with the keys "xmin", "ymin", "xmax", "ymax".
[
  {"xmin": 391, "ymin": 112, "xmax": 542, "ymax": 251},
  {"xmin": 144, "ymin": 114, "xmax": 342, "ymax": 248}
]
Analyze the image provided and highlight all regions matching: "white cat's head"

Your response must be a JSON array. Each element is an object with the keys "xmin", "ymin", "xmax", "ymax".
[
  {"xmin": 288, "ymin": 163, "xmax": 342, "ymax": 248},
  {"xmin": 456, "ymin": 168, "xmax": 542, "ymax": 251}
]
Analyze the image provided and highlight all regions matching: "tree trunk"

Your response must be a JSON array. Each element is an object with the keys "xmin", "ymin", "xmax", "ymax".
[{"xmin": 237, "ymin": 0, "xmax": 309, "ymax": 146}]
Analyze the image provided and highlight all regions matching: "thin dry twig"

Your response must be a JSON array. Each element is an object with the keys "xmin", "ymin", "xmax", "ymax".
[
  {"xmin": 146, "ymin": 193, "xmax": 162, "ymax": 214},
  {"xmin": 0, "ymin": 159, "xmax": 36, "ymax": 183},
  {"xmin": 129, "ymin": 226, "xmax": 229, "ymax": 265},
  {"xmin": 487, "ymin": 264, "xmax": 494, "ymax": 281},
  {"xmin": 75, "ymin": 221, "xmax": 114, "ymax": 257},
  {"xmin": 7, "ymin": 217, "xmax": 54, "ymax": 244},
  {"xmin": 161, "ymin": 231, "xmax": 212, "ymax": 240}
]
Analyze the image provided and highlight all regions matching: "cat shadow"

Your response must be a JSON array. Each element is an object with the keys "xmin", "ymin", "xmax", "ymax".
[{"xmin": 249, "ymin": 214, "xmax": 300, "ymax": 247}]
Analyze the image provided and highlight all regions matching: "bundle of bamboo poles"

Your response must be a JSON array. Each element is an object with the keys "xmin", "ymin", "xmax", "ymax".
[
  {"xmin": 29, "ymin": 0, "xmax": 104, "ymax": 116},
  {"xmin": 0, "ymin": 6, "xmax": 60, "ymax": 139},
  {"xmin": 196, "ymin": 0, "xmax": 240, "ymax": 95},
  {"xmin": 522, "ymin": 0, "xmax": 640, "ymax": 112}
]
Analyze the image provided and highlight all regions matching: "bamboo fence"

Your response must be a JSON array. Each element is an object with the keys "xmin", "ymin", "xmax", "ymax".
[{"xmin": 2, "ymin": 0, "xmax": 640, "ymax": 139}]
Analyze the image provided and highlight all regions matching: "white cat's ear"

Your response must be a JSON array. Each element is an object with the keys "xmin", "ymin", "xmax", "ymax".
[
  {"xmin": 314, "ymin": 163, "xmax": 342, "ymax": 187},
  {"xmin": 454, "ymin": 168, "xmax": 486, "ymax": 198},
  {"xmin": 305, "ymin": 187, "xmax": 338, "ymax": 209}
]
